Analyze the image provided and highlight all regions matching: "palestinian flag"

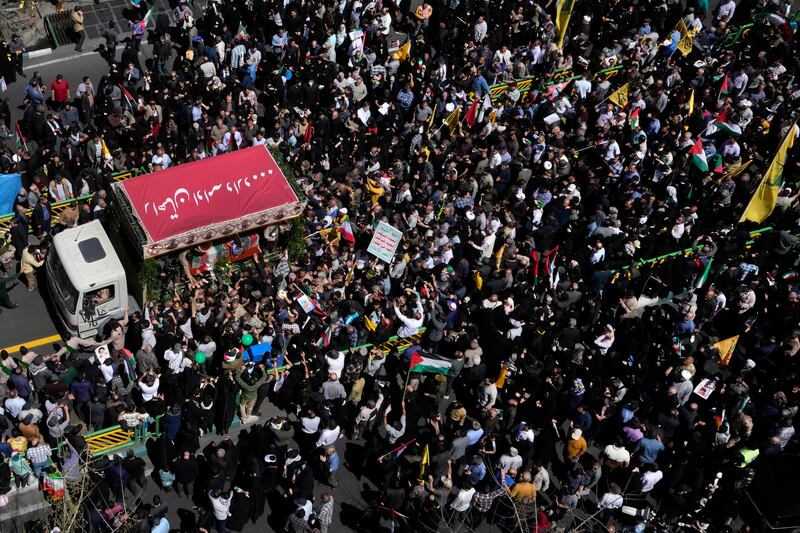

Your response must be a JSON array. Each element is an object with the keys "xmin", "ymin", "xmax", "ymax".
[
  {"xmin": 689, "ymin": 137, "xmax": 708, "ymax": 171},
  {"xmin": 409, "ymin": 351, "xmax": 452, "ymax": 375},
  {"xmin": 15, "ymin": 121, "xmax": 26, "ymax": 150},
  {"xmin": 708, "ymin": 120, "xmax": 742, "ymax": 137},
  {"xmin": 709, "ymin": 153, "xmax": 724, "ymax": 173},
  {"xmin": 339, "ymin": 216, "xmax": 355, "ymax": 243},
  {"xmin": 318, "ymin": 325, "xmax": 333, "ymax": 348},
  {"xmin": 629, "ymin": 107, "xmax": 640, "ymax": 129},
  {"xmin": 718, "ymin": 76, "xmax": 729, "ymax": 100}
]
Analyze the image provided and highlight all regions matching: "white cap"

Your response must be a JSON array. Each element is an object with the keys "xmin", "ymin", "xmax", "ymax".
[
  {"xmin": 680, "ymin": 369, "xmax": 692, "ymax": 381},
  {"xmin": 571, "ymin": 428, "xmax": 583, "ymax": 439}
]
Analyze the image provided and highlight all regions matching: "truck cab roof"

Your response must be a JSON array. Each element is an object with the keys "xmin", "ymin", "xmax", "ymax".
[{"xmin": 51, "ymin": 220, "xmax": 125, "ymax": 293}]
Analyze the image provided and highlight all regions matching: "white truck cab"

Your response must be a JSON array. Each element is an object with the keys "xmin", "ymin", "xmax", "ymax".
[{"xmin": 46, "ymin": 220, "xmax": 128, "ymax": 339}]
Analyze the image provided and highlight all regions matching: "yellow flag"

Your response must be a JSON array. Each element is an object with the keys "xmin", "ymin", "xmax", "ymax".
[
  {"xmin": 419, "ymin": 444, "xmax": 430, "ymax": 479},
  {"xmin": 101, "ymin": 139, "xmax": 111, "ymax": 159},
  {"xmin": 555, "ymin": 0, "xmax": 575, "ymax": 49},
  {"xmin": 428, "ymin": 102, "xmax": 437, "ymax": 129},
  {"xmin": 495, "ymin": 366, "xmax": 508, "ymax": 388},
  {"xmin": 394, "ymin": 41, "xmax": 411, "ymax": 62},
  {"xmin": 714, "ymin": 335, "xmax": 739, "ymax": 366},
  {"xmin": 688, "ymin": 89, "xmax": 695, "ymax": 115},
  {"xmin": 675, "ymin": 18, "xmax": 689, "ymax": 37},
  {"xmin": 676, "ymin": 33, "xmax": 693, "ymax": 56},
  {"xmin": 364, "ymin": 314, "xmax": 377, "ymax": 332},
  {"xmin": 608, "ymin": 83, "xmax": 629, "ymax": 108},
  {"xmin": 443, "ymin": 106, "xmax": 461, "ymax": 136},
  {"xmin": 740, "ymin": 122, "xmax": 798, "ymax": 223},
  {"xmin": 728, "ymin": 159, "xmax": 752, "ymax": 178}
]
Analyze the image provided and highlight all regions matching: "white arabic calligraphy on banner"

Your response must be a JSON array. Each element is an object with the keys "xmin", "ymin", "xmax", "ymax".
[{"xmin": 143, "ymin": 169, "xmax": 275, "ymax": 220}]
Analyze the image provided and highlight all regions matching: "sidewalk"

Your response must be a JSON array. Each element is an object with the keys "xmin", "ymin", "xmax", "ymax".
[
  {"xmin": 3, "ymin": 0, "xmax": 201, "ymax": 56},
  {"xmin": 0, "ymin": 481, "xmax": 50, "ymax": 532}
]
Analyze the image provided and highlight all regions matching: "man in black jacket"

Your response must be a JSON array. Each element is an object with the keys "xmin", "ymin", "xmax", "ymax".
[
  {"xmin": 171, "ymin": 450, "xmax": 198, "ymax": 497},
  {"xmin": 123, "ymin": 449, "xmax": 148, "ymax": 493}
]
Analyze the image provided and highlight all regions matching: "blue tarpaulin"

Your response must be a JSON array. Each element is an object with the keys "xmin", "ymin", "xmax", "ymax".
[
  {"xmin": 242, "ymin": 342, "xmax": 273, "ymax": 364},
  {"xmin": 0, "ymin": 173, "xmax": 22, "ymax": 216}
]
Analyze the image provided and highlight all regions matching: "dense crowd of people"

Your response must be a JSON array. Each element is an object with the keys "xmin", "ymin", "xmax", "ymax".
[{"xmin": 1, "ymin": 0, "xmax": 800, "ymax": 531}]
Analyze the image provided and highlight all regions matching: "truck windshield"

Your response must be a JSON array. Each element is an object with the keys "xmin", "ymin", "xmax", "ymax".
[{"xmin": 48, "ymin": 252, "xmax": 79, "ymax": 314}]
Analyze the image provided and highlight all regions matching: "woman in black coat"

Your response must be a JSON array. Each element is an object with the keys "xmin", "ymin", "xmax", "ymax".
[{"xmin": 214, "ymin": 372, "xmax": 237, "ymax": 435}]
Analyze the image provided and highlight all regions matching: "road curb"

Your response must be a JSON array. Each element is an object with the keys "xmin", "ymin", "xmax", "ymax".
[{"xmin": 26, "ymin": 48, "xmax": 53, "ymax": 59}]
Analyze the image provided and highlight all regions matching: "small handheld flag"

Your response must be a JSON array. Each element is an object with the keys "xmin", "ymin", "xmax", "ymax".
[
  {"xmin": 689, "ymin": 137, "xmax": 708, "ymax": 172},
  {"xmin": 339, "ymin": 216, "xmax": 355, "ymax": 243},
  {"xmin": 409, "ymin": 351, "xmax": 452, "ymax": 375}
]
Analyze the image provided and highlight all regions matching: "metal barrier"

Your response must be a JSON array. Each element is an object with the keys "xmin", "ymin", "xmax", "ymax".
[
  {"xmin": 85, "ymin": 426, "xmax": 134, "ymax": 456},
  {"xmin": 485, "ymin": 64, "xmax": 625, "ymax": 102},
  {"xmin": 53, "ymin": 414, "xmax": 163, "ymax": 458},
  {"xmin": 610, "ymin": 227, "xmax": 774, "ymax": 274},
  {"xmin": 42, "ymin": 12, "xmax": 75, "ymax": 48}
]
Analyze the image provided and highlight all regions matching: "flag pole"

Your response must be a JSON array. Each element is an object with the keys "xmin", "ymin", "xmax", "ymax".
[
  {"xmin": 377, "ymin": 438, "xmax": 417, "ymax": 462},
  {"xmin": 401, "ymin": 366, "xmax": 412, "ymax": 404}
]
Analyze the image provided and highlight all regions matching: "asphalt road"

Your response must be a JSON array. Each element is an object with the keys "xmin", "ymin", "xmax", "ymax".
[{"xmin": 1, "ymin": 41, "xmax": 143, "ymax": 354}]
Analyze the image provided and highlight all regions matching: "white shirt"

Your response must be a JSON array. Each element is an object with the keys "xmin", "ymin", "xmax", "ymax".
[
  {"xmin": 164, "ymin": 348, "xmax": 184, "ymax": 374},
  {"xmin": 605, "ymin": 140, "xmax": 620, "ymax": 160},
  {"xmin": 640, "ymin": 470, "xmax": 663, "ymax": 492},
  {"xmin": 494, "ymin": 49, "xmax": 512, "ymax": 68},
  {"xmin": 574, "ymin": 79, "xmax": 592, "ymax": 98},
  {"xmin": 603, "ymin": 444, "xmax": 631, "ymax": 466},
  {"xmin": 209, "ymin": 491, "xmax": 233, "ymax": 519},
  {"xmin": 478, "ymin": 383, "xmax": 498, "ymax": 409},
  {"xmin": 499, "ymin": 453, "xmax": 523, "ymax": 471},
  {"xmin": 394, "ymin": 303, "xmax": 424, "ymax": 338},
  {"xmin": 4, "ymin": 397, "xmax": 26, "ymax": 418},
  {"xmin": 474, "ymin": 21, "xmax": 487, "ymax": 43},
  {"xmin": 141, "ymin": 327, "xmax": 156, "ymax": 351},
  {"xmin": 717, "ymin": 0, "xmax": 735, "ymax": 21},
  {"xmin": 598, "ymin": 492, "xmax": 624, "ymax": 509},
  {"xmin": 450, "ymin": 487, "xmax": 476, "ymax": 512},
  {"xmin": 139, "ymin": 377, "xmax": 160, "ymax": 402},
  {"xmin": 301, "ymin": 416, "xmax": 321, "ymax": 434},
  {"xmin": 316, "ymin": 425, "xmax": 341, "ymax": 447},
  {"xmin": 594, "ymin": 334, "xmax": 614, "ymax": 355},
  {"xmin": 197, "ymin": 340, "xmax": 217, "ymax": 360},
  {"xmin": 589, "ymin": 247, "xmax": 606, "ymax": 264},
  {"xmin": 325, "ymin": 354, "xmax": 345, "ymax": 376},
  {"xmin": 516, "ymin": 428, "xmax": 535, "ymax": 443}
]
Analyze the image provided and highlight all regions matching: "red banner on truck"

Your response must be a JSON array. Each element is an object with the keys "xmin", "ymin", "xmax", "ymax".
[{"xmin": 115, "ymin": 146, "xmax": 304, "ymax": 258}]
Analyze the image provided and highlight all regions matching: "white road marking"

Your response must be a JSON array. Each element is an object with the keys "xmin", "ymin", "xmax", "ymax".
[{"xmin": 26, "ymin": 50, "xmax": 102, "ymax": 69}]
